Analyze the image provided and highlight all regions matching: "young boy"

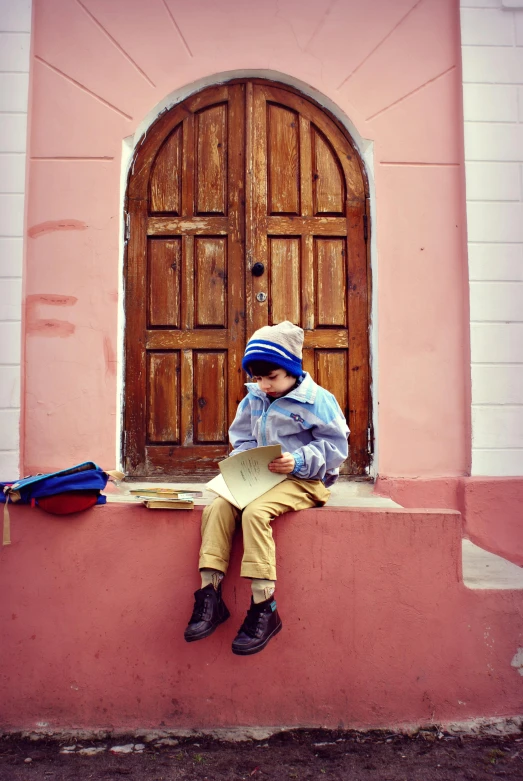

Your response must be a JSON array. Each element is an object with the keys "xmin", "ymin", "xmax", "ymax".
[{"xmin": 184, "ymin": 321, "xmax": 349, "ymax": 655}]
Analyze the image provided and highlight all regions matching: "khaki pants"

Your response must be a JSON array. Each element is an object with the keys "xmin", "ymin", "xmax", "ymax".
[{"xmin": 199, "ymin": 477, "xmax": 331, "ymax": 580}]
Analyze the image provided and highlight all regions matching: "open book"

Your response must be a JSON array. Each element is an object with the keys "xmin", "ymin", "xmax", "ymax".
[{"xmin": 206, "ymin": 445, "xmax": 286, "ymax": 510}]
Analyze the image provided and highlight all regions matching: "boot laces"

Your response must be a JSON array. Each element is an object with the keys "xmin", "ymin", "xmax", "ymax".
[
  {"xmin": 189, "ymin": 590, "xmax": 211, "ymax": 623},
  {"xmin": 240, "ymin": 603, "xmax": 264, "ymax": 638}
]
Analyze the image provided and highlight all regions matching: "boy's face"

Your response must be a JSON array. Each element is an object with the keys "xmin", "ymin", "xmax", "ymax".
[{"xmin": 251, "ymin": 368, "xmax": 296, "ymax": 398}]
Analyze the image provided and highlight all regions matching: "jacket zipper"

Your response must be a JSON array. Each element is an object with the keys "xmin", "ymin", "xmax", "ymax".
[
  {"xmin": 260, "ymin": 398, "xmax": 286, "ymax": 447},
  {"xmin": 260, "ymin": 400, "xmax": 270, "ymax": 446}
]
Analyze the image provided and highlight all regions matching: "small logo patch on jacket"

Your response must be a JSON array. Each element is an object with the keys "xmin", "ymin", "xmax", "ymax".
[{"xmin": 290, "ymin": 413, "xmax": 305, "ymax": 424}]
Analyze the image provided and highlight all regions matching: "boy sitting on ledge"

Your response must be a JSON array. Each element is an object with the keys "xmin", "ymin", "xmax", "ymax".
[{"xmin": 184, "ymin": 321, "xmax": 349, "ymax": 655}]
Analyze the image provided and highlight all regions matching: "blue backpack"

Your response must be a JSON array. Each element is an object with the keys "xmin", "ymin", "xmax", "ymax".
[{"xmin": 1, "ymin": 462, "xmax": 121, "ymax": 546}]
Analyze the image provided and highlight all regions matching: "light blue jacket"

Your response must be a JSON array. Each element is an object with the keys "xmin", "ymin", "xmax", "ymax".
[{"xmin": 229, "ymin": 373, "xmax": 349, "ymax": 487}]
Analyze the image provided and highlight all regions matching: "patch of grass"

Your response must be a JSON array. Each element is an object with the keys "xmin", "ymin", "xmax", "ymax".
[{"xmin": 487, "ymin": 747, "xmax": 506, "ymax": 765}]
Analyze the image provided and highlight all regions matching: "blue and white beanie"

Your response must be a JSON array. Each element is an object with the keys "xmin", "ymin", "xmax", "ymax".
[{"xmin": 242, "ymin": 321, "xmax": 304, "ymax": 377}]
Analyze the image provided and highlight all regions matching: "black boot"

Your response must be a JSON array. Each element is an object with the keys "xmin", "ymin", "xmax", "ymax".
[
  {"xmin": 184, "ymin": 582, "xmax": 230, "ymax": 642},
  {"xmin": 231, "ymin": 596, "xmax": 282, "ymax": 656}
]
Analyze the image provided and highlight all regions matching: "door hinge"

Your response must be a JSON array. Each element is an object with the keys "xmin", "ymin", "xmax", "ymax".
[
  {"xmin": 367, "ymin": 426, "xmax": 372, "ymax": 454},
  {"xmin": 124, "ymin": 212, "xmax": 130, "ymax": 243},
  {"xmin": 363, "ymin": 214, "xmax": 368, "ymax": 242}
]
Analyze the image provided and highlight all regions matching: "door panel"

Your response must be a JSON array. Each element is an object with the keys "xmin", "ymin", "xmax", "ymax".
[
  {"xmin": 148, "ymin": 238, "xmax": 181, "ymax": 327},
  {"xmin": 269, "ymin": 237, "xmax": 301, "ymax": 326},
  {"xmin": 125, "ymin": 83, "xmax": 245, "ymax": 477},
  {"xmin": 312, "ymin": 128, "xmax": 345, "ymax": 215},
  {"xmin": 267, "ymin": 104, "xmax": 300, "ymax": 215},
  {"xmin": 147, "ymin": 351, "xmax": 180, "ymax": 444},
  {"xmin": 194, "ymin": 236, "xmax": 227, "ymax": 327},
  {"xmin": 247, "ymin": 83, "xmax": 369, "ymax": 473},
  {"xmin": 315, "ymin": 237, "xmax": 347, "ymax": 328},
  {"xmin": 195, "ymin": 104, "xmax": 228, "ymax": 215},
  {"xmin": 150, "ymin": 124, "xmax": 182, "ymax": 214},
  {"xmin": 125, "ymin": 80, "xmax": 370, "ymax": 478},
  {"xmin": 194, "ymin": 351, "xmax": 228, "ymax": 443}
]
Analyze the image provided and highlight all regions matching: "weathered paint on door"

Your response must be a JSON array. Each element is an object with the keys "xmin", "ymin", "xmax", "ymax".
[{"xmin": 124, "ymin": 80, "xmax": 370, "ymax": 478}]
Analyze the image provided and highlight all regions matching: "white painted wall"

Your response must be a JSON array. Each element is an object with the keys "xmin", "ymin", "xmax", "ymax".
[
  {"xmin": 0, "ymin": 0, "xmax": 31, "ymax": 478},
  {"xmin": 461, "ymin": 0, "xmax": 523, "ymax": 476}
]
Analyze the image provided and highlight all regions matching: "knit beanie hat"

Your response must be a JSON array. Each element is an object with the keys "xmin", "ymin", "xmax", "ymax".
[{"xmin": 242, "ymin": 321, "xmax": 304, "ymax": 377}]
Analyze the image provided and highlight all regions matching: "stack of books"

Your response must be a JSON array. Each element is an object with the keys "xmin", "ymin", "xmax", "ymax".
[{"xmin": 128, "ymin": 488, "xmax": 202, "ymax": 510}]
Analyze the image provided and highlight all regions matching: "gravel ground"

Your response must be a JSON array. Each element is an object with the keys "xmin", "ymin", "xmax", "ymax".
[{"xmin": 1, "ymin": 727, "xmax": 523, "ymax": 781}]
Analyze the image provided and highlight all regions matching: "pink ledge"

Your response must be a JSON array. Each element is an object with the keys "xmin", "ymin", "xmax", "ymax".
[
  {"xmin": 375, "ymin": 476, "xmax": 523, "ymax": 567},
  {"xmin": 1, "ymin": 503, "xmax": 522, "ymax": 731}
]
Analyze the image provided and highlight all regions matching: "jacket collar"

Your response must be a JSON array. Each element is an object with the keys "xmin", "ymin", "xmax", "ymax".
[{"xmin": 245, "ymin": 372, "xmax": 318, "ymax": 404}]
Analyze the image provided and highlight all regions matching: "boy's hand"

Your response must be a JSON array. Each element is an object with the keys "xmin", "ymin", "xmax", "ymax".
[{"xmin": 268, "ymin": 452, "xmax": 295, "ymax": 474}]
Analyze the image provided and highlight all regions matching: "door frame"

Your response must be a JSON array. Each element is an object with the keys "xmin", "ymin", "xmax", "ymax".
[{"xmin": 117, "ymin": 73, "xmax": 376, "ymax": 479}]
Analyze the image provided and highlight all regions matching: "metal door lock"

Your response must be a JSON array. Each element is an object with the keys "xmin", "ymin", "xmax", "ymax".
[{"xmin": 256, "ymin": 292, "xmax": 267, "ymax": 303}]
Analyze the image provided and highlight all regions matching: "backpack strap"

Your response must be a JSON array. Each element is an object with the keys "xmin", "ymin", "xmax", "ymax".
[
  {"xmin": 3, "ymin": 501, "xmax": 10, "ymax": 546},
  {"xmin": 2, "ymin": 488, "xmax": 21, "ymax": 546}
]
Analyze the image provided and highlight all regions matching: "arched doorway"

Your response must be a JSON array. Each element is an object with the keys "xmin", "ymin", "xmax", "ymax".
[{"xmin": 124, "ymin": 79, "xmax": 371, "ymax": 479}]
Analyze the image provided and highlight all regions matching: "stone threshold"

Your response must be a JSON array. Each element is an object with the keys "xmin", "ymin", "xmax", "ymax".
[{"xmin": 104, "ymin": 479, "xmax": 402, "ymax": 509}]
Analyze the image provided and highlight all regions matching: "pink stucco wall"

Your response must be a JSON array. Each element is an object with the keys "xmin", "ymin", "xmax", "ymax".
[
  {"xmin": 1, "ymin": 504, "xmax": 523, "ymax": 731},
  {"xmin": 11, "ymin": 2, "xmax": 523, "ymax": 733},
  {"xmin": 22, "ymin": 0, "xmax": 470, "ymax": 479}
]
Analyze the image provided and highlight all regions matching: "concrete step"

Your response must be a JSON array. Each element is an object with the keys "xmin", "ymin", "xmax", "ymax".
[{"xmin": 462, "ymin": 538, "xmax": 523, "ymax": 590}]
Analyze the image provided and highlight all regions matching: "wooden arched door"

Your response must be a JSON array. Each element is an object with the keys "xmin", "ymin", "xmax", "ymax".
[{"xmin": 124, "ymin": 80, "xmax": 370, "ymax": 479}]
